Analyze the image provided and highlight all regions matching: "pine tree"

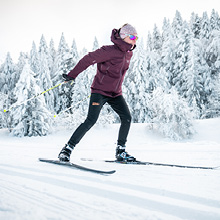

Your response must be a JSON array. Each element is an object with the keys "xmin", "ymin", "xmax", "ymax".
[
  {"xmin": 0, "ymin": 92, "xmax": 8, "ymax": 128},
  {"xmin": 70, "ymin": 38, "xmax": 79, "ymax": 62},
  {"xmin": 0, "ymin": 53, "xmax": 18, "ymax": 130},
  {"xmin": 162, "ymin": 17, "xmax": 171, "ymax": 41},
  {"xmin": 92, "ymin": 36, "xmax": 99, "ymax": 51},
  {"xmin": 152, "ymin": 24, "xmax": 162, "ymax": 54},
  {"xmin": 17, "ymin": 52, "xmax": 29, "ymax": 78},
  {"xmin": 11, "ymin": 62, "xmax": 52, "ymax": 137},
  {"xmin": 183, "ymin": 38, "xmax": 208, "ymax": 118},
  {"xmin": 71, "ymin": 45, "xmax": 94, "ymax": 121},
  {"xmin": 53, "ymin": 33, "xmax": 75, "ymax": 114},
  {"xmin": 151, "ymin": 87, "xmax": 195, "ymax": 140},
  {"xmin": 29, "ymin": 41, "xmax": 40, "ymax": 78},
  {"xmin": 205, "ymin": 73, "xmax": 220, "ymax": 118},
  {"xmin": 39, "ymin": 35, "xmax": 49, "ymax": 56},
  {"xmin": 204, "ymin": 30, "xmax": 220, "ymax": 117},
  {"xmin": 172, "ymin": 21, "xmax": 192, "ymax": 96},
  {"xmin": 200, "ymin": 12, "xmax": 211, "ymax": 45},
  {"xmin": 48, "ymin": 39, "xmax": 56, "ymax": 73},
  {"xmin": 124, "ymin": 39, "xmax": 148, "ymax": 122},
  {"xmin": 206, "ymin": 30, "xmax": 220, "ymax": 78},
  {"xmin": 190, "ymin": 12, "xmax": 201, "ymax": 39},
  {"xmin": 38, "ymin": 50, "xmax": 54, "ymax": 112},
  {"xmin": 161, "ymin": 18, "xmax": 175, "ymax": 88},
  {"xmin": 146, "ymin": 31, "xmax": 153, "ymax": 51},
  {"xmin": 38, "ymin": 35, "xmax": 53, "ymax": 76},
  {"xmin": 0, "ymin": 53, "xmax": 17, "ymax": 106},
  {"xmin": 172, "ymin": 10, "xmax": 183, "ymax": 38},
  {"xmin": 210, "ymin": 9, "xmax": 220, "ymax": 31}
]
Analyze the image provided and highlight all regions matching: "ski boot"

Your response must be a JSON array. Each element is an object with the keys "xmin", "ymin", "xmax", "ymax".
[
  {"xmin": 58, "ymin": 143, "xmax": 74, "ymax": 162},
  {"xmin": 115, "ymin": 145, "xmax": 136, "ymax": 162}
]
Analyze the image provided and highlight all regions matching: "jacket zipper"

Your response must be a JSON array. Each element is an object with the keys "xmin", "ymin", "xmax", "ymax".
[
  {"xmin": 115, "ymin": 53, "xmax": 126, "ymax": 91},
  {"xmin": 100, "ymin": 65, "xmax": 110, "ymax": 83}
]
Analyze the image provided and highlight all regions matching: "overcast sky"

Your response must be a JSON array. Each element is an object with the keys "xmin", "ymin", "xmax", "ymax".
[{"xmin": 0, "ymin": 0, "xmax": 219, "ymax": 62}]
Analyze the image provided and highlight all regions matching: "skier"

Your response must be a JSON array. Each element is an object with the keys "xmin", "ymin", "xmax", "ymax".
[{"xmin": 58, "ymin": 24, "xmax": 138, "ymax": 162}]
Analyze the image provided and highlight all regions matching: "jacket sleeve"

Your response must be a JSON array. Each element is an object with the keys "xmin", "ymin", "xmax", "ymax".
[{"xmin": 68, "ymin": 46, "xmax": 113, "ymax": 79}]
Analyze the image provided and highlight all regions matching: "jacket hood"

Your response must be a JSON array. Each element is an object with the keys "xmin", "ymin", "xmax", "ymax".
[{"xmin": 111, "ymin": 29, "xmax": 136, "ymax": 52}]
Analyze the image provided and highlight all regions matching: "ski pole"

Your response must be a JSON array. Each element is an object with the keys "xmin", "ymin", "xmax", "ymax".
[
  {"xmin": 3, "ymin": 81, "xmax": 69, "ymax": 113},
  {"xmin": 53, "ymin": 94, "xmax": 91, "ymax": 118}
]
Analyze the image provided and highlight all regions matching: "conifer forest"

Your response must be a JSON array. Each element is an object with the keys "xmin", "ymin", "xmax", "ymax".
[{"xmin": 1, "ymin": 10, "xmax": 220, "ymax": 139}]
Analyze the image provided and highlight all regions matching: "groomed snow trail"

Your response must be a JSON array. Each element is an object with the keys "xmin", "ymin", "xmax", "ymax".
[{"xmin": 1, "ymin": 119, "xmax": 220, "ymax": 220}]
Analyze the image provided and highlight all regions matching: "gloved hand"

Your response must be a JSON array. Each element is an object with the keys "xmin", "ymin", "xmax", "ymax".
[{"xmin": 62, "ymin": 74, "xmax": 75, "ymax": 82}]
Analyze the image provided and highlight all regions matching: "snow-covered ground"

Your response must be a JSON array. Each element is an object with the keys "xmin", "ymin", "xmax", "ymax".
[{"xmin": 0, "ymin": 118, "xmax": 220, "ymax": 220}]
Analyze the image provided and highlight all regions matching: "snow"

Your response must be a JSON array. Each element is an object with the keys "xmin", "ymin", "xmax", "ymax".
[{"xmin": 0, "ymin": 118, "xmax": 220, "ymax": 220}]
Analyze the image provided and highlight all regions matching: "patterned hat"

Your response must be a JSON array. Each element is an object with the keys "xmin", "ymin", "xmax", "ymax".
[{"xmin": 120, "ymin": 24, "xmax": 137, "ymax": 39}]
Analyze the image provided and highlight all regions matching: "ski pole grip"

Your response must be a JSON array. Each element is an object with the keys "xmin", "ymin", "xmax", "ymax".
[{"xmin": 62, "ymin": 74, "xmax": 75, "ymax": 82}]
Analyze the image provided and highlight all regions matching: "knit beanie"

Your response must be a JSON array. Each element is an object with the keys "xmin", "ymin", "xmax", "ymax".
[{"xmin": 120, "ymin": 24, "xmax": 137, "ymax": 39}]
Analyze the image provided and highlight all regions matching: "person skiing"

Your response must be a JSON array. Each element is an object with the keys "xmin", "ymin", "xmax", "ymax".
[{"xmin": 58, "ymin": 24, "xmax": 138, "ymax": 162}]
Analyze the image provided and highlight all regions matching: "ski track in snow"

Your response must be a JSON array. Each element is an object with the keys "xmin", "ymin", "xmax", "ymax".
[
  {"xmin": 1, "ymin": 163, "xmax": 220, "ymax": 220},
  {"xmin": 1, "ymin": 119, "xmax": 220, "ymax": 220}
]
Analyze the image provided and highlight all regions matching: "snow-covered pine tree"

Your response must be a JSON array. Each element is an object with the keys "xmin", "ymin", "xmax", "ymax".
[
  {"xmin": 216, "ymin": 11, "xmax": 220, "ymax": 30},
  {"xmin": 199, "ymin": 12, "xmax": 211, "ymax": 45},
  {"xmin": 146, "ymin": 31, "xmax": 153, "ymax": 51},
  {"xmin": 48, "ymin": 39, "xmax": 56, "ymax": 73},
  {"xmin": 92, "ymin": 36, "xmax": 99, "ymax": 51},
  {"xmin": 172, "ymin": 21, "xmax": 192, "ymax": 96},
  {"xmin": 29, "ymin": 41, "xmax": 40, "ymax": 78},
  {"xmin": 11, "ymin": 61, "xmax": 52, "ymax": 137},
  {"xmin": 54, "ymin": 45, "xmax": 88, "ymax": 128},
  {"xmin": 203, "ymin": 30, "xmax": 220, "ymax": 117},
  {"xmin": 162, "ymin": 17, "xmax": 171, "ymax": 41},
  {"xmin": 0, "ymin": 92, "xmax": 8, "ymax": 128},
  {"xmin": 151, "ymin": 24, "xmax": 162, "ymax": 54},
  {"xmin": 73, "ymin": 46, "xmax": 94, "ymax": 120},
  {"xmin": 146, "ymin": 50, "xmax": 168, "ymax": 92},
  {"xmin": 151, "ymin": 87, "xmax": 195, "ymax": 140},
  {"xmin": 38, "ymin": 50, "xmax": 55, "ymax": 112},
  {"xmin": 206, "ymin": 30, "xmax": 220, "ymax": 79},
  {"xmin": 57, "ymin": 33, "xmax": 74, "ymax": 75},
  {"xmin": 210, "ymin": 9, "xmax": 220, "ymax": 31},
  {"xmin": 168, "ymin": 11, "xmax": 185, "ymax": 89},
  {"xmin": 38, "ymin": 35, "xmax": 54, "ymax": 78},
  {"xmin": 183, "ymin": 38, "xmax": 209, "ymax": 118},
  {"xmin": 0, "ymin": 53, "xmax": 18, "ymax": 130},
  {"xmin": 39, "ymin": 35, "xmax": 49, "ymax": 56},
  {"xmin": 123, "ymin": 39, "xmax": 148, "ymax": 122},
  {"xmin": 53, "ymin": 33, "xmax": 75, "ymax": 114},
  {"xmin": 65, "ymin": 39, "xmax": 89, "ymax": 117},
  {"xmin": 172, "ymin": 10, "xmax": 183, "ymax": 38},
  {"xmin": 70, "ymin": 38, "xmax": 79, "ymax": 63},
  {"xmin": 189, "ymin": 12, "xmax": 201, "ymax": 39},
  {"xmin": 17, "ymin": 52, "xmax": 29, "ymax": 85},
  {"xmin": 0, "ymin": 53, "xmax": 17, "ymax": 107},
  {"xmin": 161, "ymin": 18, "xmax": 175, "ymax": 89},
  {"xmin": 204, "ymin": 72, "xmax": 220, "ymax": 118}
]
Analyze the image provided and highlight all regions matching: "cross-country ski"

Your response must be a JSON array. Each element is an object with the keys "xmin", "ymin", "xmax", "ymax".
[
  {"xmin": 81, "ymin": 158, "xmax": 219, "ymax": 169},
  {"xmin": 105, "ymin": 160, "xmax": 219, "ymax": 170},
  {"xmin": 38, "ymin": 158, "xmax": 116, "ymax": 174}
]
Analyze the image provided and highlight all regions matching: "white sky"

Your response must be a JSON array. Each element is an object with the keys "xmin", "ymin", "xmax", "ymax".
[{"xmin": 0, "ymin": 0, "xmax": 219, "ymax": 62}]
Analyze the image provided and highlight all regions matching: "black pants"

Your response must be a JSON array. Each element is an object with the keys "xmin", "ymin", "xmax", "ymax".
[{"xmin": 68, "ymin": 93, "xmax": 131, "ymax": 146}]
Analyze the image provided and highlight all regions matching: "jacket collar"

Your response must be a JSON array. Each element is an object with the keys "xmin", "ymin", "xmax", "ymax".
[{"xmin": 111, "ymin": 29, "xmax": 136, "ymax": 52}]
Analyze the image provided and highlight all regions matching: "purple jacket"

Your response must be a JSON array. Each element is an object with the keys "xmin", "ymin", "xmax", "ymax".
[{"xmin": 68, "ymin": 29, "xmax": 135, "ymax": 97}]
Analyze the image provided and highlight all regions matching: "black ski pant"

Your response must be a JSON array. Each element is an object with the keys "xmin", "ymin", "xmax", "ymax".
[{"xmin": 68, "ymin": 93, "xmax": 131, "ymax": 146}]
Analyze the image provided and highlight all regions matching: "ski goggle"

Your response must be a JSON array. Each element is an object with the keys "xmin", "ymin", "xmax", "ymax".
[{"xmin": 125, "ymin": 34, "xmax": 138, "ymax": 40}]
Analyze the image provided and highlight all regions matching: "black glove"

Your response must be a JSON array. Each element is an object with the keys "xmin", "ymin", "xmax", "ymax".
[{"xmin": 62, "ymin": 74, "xmax": 75, "ymax": 82}]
